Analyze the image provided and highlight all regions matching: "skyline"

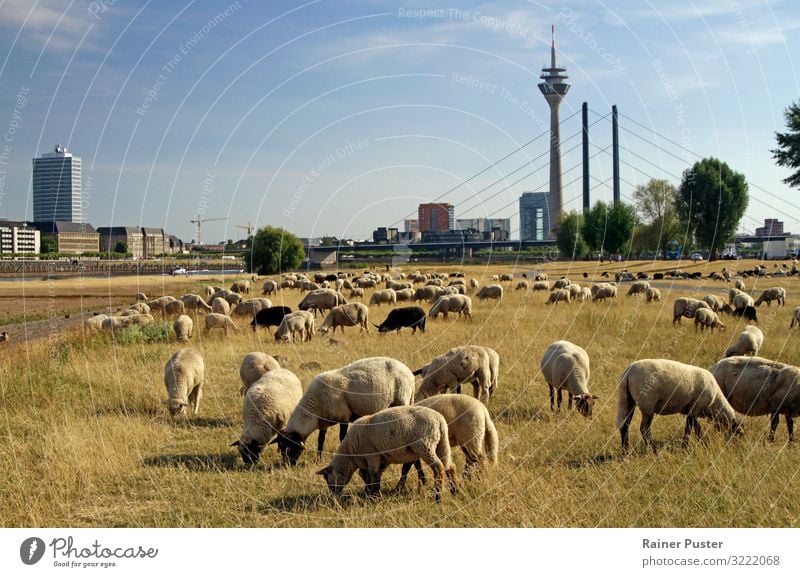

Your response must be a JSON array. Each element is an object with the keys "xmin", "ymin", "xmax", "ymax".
[{"xmin": 1, "ymin": 1, "xmax": 799, "ymax": 244}]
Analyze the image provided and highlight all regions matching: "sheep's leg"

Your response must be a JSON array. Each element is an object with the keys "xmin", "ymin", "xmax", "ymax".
[
  {"xmin": 549, "ymin": 385, "xmax": 555, "ymax": 411},
  {"xmin": 769, "ymin": 412, "xmax": 780, "ymax": 442},
  {"xmin": 683, "ymin": 415, "xmax": 697, "ymax": 447},
  {"xmin": 188, "ymin": 385, "xmax": 202, "ymax": 415},
  {"xmin": 640, "ymin": 413, "xmax": 655, "ymax": 453},
  {"xmin": 317, "ymin": 426, "xmax": 328, "ymax": 458},
  {"xmin": 567, "ymin": 391, "xmax": 573, "ymax": 411},
  {"xmin": 556, "ymin": 388, "xmax": 563, "ymax": 412},
  {"xmin": 339, "ymin": 421, "xmax": 350, "ymax": 442},
  {"xmin": 787, "ymin": 416, "xmax": 794, "ymax": 443},
  {"xmin": 414, "ymin": 444, "xmax": 444, "ymax": 502},
  {"xmin": 396, "ymin": 462, "xmax": 413, "ymax": 492}
]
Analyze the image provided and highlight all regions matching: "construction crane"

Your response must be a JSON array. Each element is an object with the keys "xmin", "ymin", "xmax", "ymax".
[
  {"xmin": 236, "ymin": 221, "xmax": 255, "ymax": 238},
  {"xmin": 190, "ymin": 215, "xmax": 227, "ymax": 245}
]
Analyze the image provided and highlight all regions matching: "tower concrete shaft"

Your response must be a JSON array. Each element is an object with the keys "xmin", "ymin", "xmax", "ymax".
[{"xmin": 538, "ymin": 26, "xmax": 570, "ymax": 238}]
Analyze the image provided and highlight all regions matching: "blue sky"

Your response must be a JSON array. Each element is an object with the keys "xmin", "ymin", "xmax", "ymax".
[{"xmin": 0, "ymin": 0, "xmax": 799, "ymax": 243}]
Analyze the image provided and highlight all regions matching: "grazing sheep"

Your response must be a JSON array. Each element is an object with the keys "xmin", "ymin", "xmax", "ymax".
[
  {"xmin": 469, "ymin": 278, "xmax": 479, "ymax": 290},
  {"xmin": 211, "ymin": 297, "xmax": 231, "ymax": 316},
  {"xmin": 672, "ymin": 297, "xmax": 710, "ymax": 324},
  {"xmin": 754, "ymin": 287, "xmax": 786, "ymax": 307},
  {"xmin": 734, "ymin": 279, "xmax": 745, "ymax": 291},
  {"xmin": 553, "ymin": 278, "xmax": 570, "ymax": 290},
  {"xmin": 147, "ymin": 296, "xmax": 177, "ymax": 316},
  {"xmin": 591, "ymin": 284, "xmax": 617, "ymax": 302},
  {"xmin": 239, "ymin": 351, "xmax": 281, "ymax": 395},
  {"xmin": 250, "ymin": 305, "xmax": 291, "ymax": 333},
  {"xmin": 515, "ymin": 280, "xmax": 529, "ymax": 291},
  {"xmin": 427, "ymin": 294, "xmax": 472, "ymax": 320},
  {"xmin": 626, "ymin": 281, "xmax": 650, "ymax": 297},
  {"xmin": 230, "ymin": 280, "xmax": 251, "ymax": 295},
  {"xmin": 724, "ymin": 325, "xmax": 763, "ymax": 357},
  {"xmin": 261, "ymin": 280, "xmax": 278, "ymax": 296},
  {"xmin": 645, "ymin": 287, "xmax": 661, "ymax": 303},
  {"xmin": 163, "ymin": 348, "xmax": 205, "ymax": 417},
  {"xmin": 395, "ymin": 288, "xmax": 414, "ymax": 302},
  {"xmin": 475, "ymin": 284, "xmax": 503, "ymax": 300},
  {"xmin": 567, "ymin": 283, "xmax": 582, "ymax": 299},
  {"xmin": 179, "ymin": 294, "xmax": 212, "ymax": 313},
  {"xmin": 84, "ymin": 314, "xmax": 109, "ymax": 332},
  {"xmin": 298, "ymin": 288, "xmax": 347, "ymax": 317},
  {"xmin": 163, "ymin": 299, "xmax": 185, "ymax": 318},
  {"xmin": 702, "ymin": 294, "xmax": 725, "ymax": 312},
  {"xmin": 275, "ymin": 357, "xmax": 416, "ymax": 465},
  {"xmin": 348, "ymin": 287, "xmax": 364, "ymax": 300},
  {"xmin": 499, "ymin": 273, "xmax": 513, "ymax": 282},
  {"xmin": 211, "ymin": 288, "xmax": 243, "ymax": 306},
  {"xmin": 232, "ymin": 298, "xmax": 271, "ymax": 318},
  {"xmin": 204, "ymin": 313, "xmax": 239, "ymax": 335},
  {"xmin": 127, "ymin": 302, "xmax": 151, "ymax": 315},
  {"xmin": 415, "ymin": 345, "xmax": 498, "ymax": 403},
  {"xmin": 232, "ymin": 368, "xmax": 303, "ymax": 464},
  {"xmin": 540, "ymin": 340, "xmax": 596, "ymax": 417},
  {"xmin": 173, "ymin": 314, "xmax": 193, "ymax": 342},
  {"xmin": 532, "ymin": 280, "xmax": 549, "ymax": 291},
  {"xmin": 616, "ymin": 359, "xmax": 743, "ymax": 451},
  {"xmin": 575, "ymin": 287, "xmax": 592, "ymax": 302},
  {"xmin": 274, "ymin": 311, "xmax": 310, "ymax": 342},
  {"xmin": 694, "ymin": 308, "xmax": 726, "ymax": 332},
  {"xmin": 733, "ymin": 305, "xmax": 758, "ymax": 323},
  {"xmin": 318, "ymin": 303, "xmax": 370, "ymax": 334},
  {"xmin": 135, "ymin": 292, "xmax": 148, "ymax": 302},
  {"xmin": 375, "ymin": 306, "xmax": 426, "ymax": 334},
  {"xmin": 790, "ymin": 307, "xmax": 800, "ymax": 330},
  {"xmin": 369, "ymin": 289, "xmax": 397, "ymax": 307},
  {"xmin": 546, "ymin": 289, "xmax": 571, "ymax": 305},
  {"xmin": 413, "ymin": 285, "xmax": 444, "ymax": 303},
  {"xmin": 710, "ymin": 356, "xmax": 800, "ymax": 442},
  {"xmin": 316, "ymin": 405, "xmax": 457, "ymax": 502},
  {"xmin": 101, "ymin": 316, "xmax": 135, "ymax": 334}
]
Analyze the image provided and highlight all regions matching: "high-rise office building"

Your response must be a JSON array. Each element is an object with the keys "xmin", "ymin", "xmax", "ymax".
[
  {"xmin": 418, "ymin": 203, "xmax": 454, "ymax": 232},
  {"xmin": 520, "ymin": 192, "xmax": 550, "ymax": 241},
  {"xmin": 32, "ymin": 144, "xmax": 82, "ymax": 223}
]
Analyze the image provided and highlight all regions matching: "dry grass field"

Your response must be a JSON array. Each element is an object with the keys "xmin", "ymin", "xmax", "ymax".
[{"xmin": 2, "ymin": 259, "xmax": 800, "ymax": 527}]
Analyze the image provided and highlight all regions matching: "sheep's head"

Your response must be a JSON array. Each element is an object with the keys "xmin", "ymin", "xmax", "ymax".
[
  {"xmin": 272, "ymin": 431, "xmax": 305, "ymax": 465},
  {"xmin": 163, "ymin": 398, "xmax": 189, "ymax": 417},
  {"xmin": 316, "ymin": 465, "xmax": 348, "ymax": 499},
  {"xmin": 231, "ymin": 437, "xmax": 264, "ymax": 465},
  {"xmin": 574, "ymin": 394, "xmax": 599, "ymax": 418}
]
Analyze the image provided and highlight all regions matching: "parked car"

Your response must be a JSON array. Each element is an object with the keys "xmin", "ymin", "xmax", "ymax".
[
  {"xmin": 172, "ymin": 267, "xmax": 187, "ymax": 275},
  {"xmin": 690, "ymin": 252, "xmax": 704, "ymax": 261}
]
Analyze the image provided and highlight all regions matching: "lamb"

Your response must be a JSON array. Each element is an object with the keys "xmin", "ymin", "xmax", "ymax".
[
  {"xmin": 540, "ymin": 340, "xmax": 597, "ymax": 417},
  {"xmin": 163, "ymin": 348, "xmax": 205, "ymax": 417},
  {"xmin": 261, "ymin": 280, "xmax": 278, "ymax": 296},
  {"xmin": 672, "ymin": 297, "xmax": 710, "ymax": 323},
  {"xmin": 173, "ymin": 314, "xmax": 193, "ymax": 342},
  {"xmin": 180, "ymin": 294, "xmax": 213, "ymax": 313},
  {"xmin": 238, "ymin": 352, "xmax": 281, "ymax": 395},
  {"xmin": 232, "ymin": 368, "xmax": 304, "ymax": 464},
  {"xmin": 724, "ymin": 325, "xmax": 763, "ymax": 357},
  {"xmin": 693, "ymin": 308, "xmax": 726, "ymax": 332},
  {"xmin": 318, "ymin": 303, "xmax": 369, "ymax": 334},
  {"xmin": 616, "ymin": 358, "xmax": 743, "ymax": 451},
  {"xmin": 415, "ymin": 345, "xmax": 499, "ymax": 403},
  {"xmin": 790, "ymin": 307, "xmax": 800, "ymax": 330},
  {"xmin": 575, "ymin": 287, "xmax": 592, "ymax": 302},
  {"xmin": 274, "ymin": 311, "xmax": 310, "ymax": 342},
  {"xmin": 275, "ymin": 357, "xmax": 416, "ymax": 465},
  {"xmin": 546, "ymin": 289, "xmax": 570, "ymax": 305},
  {"xmin": 710, "ymin": 356, "xmax": 800, "ymax": 442},
  {"xmin": 591, "ymin": 284, "xmax": 617, "ymax": 302},
  {"xmin": 754, "ymin": 287, "xmax": 786, "ymax": 307},
  {"xmin": 203, "ymin": 313, "xmax": 239, "ymax": 335},
  {"xmin": 369, "ymin": 289, "xmax": 397, "ymax": 307},
  {"xmin": 645, "ymin": 287, "xmax": 661, "ymax": 303},
  {"xmin": 469, "ymin": 278, "xmax": 479, "ymax": 290},
  {"xmin": 211, "ymin": 297, "xmax": 231, "ymax": 316},
  {"xmin": 626, "ymin": 281, "xmax": 650, "ymax": 296},
  {"xmin": 475, "ymin": 284, "xmax": 503, "ymax": 300},
  {"xmin": 316, "ymin": 405, "xmax": 456, "ymax": 502},
  {"xmin": 427, "ymin": 294, "xmax": 472, "ymax": 320}
]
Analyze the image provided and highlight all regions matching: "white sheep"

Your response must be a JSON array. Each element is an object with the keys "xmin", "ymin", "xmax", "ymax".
[
  {"xmin": 275, "ymin": 357, "xmax": 416, "ymax": 465},
  {"xmin": 315, "ymin": 405, "xmax": 457, "ymax": 502},
  {"xmin": 427, "ymin": 294, "xmax": 472, "ymax": 320},
  {"xmin": 274, "ymin": 311, "xmax": 309, "ymax": 342},
  {"xmin": 469, "ymin": 278, "xmax": 479, "ymax": 290},
  {"xmin": 211, "ymin": 297, "xmax": 231, "ymax": 316},
  {"xmin": 694, "ymin": 308, "xmax": 726, "ymax": 332},
  {"xmin": 298, "ymin": 288, "xmax": 347, "ymax": 317},
  {"xmin": 540, "ymin": 340, "xmax": 597, "ymax": 417},
  {"xmin": 734, "ymin": 279, "xmax": 745, "ymax": 291},
  {"xmin": 532, "ymin": 280, "xmax": 550, "ymax": 291},
  {"xmin": 672, "ymin": 297, "xmax": 710, "ymax": 323},
  {"xmin": 395, "ymin": 288, "xmax": 414, "ymax": 302},
  {"xmin": 173, "ymin": 314, "xmax": 193, "ymax": 342},
  {"xmin": 475, "ymin": 284, "xmax": 503, "ymax": 300},
  {"xmin": 617, "ymin": 358, "xmax": 743, "ymax": 451},
  {"xmin": 232, "ymin": 368, "xmax": 303, "ymax": 464},
  {"xmin": 135, "ymin": 292, "xmax": 148, "ymax": 302},
  {"xmin": 645, "ymin": 287, "xmax": 661, "ymax": 303},
  {"xmin": 575, "ymin": 287, "xmax": 592, "ymax": 302},
  {"xmin": 591, "ymin": 283, "xmax": 617, "ymax": 302},
  {"xmin": 702, "ymin": 294, "xmax": 725, "ymax": 312},
  {"xmin": 515, "ymin": 280, "xmax": 529, "ymax": 291},
  {"xmin": 239, "ymin": 351, "xmax": 281, "ymax": 395},
  {"xmin": 232, "ymin": 298, "xmax": 271, "ymax": 318},
  {"xmin": 546, "ymin": 288, "xmax": 571, "ymax": 305},
  {"xmin": 180, "ymin": 294, "xmax": 213, "ymax": 313},
  {"xmin": 754, "ymin": 287, "xmax": 786, "ymax": 307},
  {"xmin": 204, "ymin": 313, "xmax": 239, "ymax": 335},
  {"xmin": 415, "ymin": 345, "xmax": 498, "ymax": 403},
  {"xmin": 790, "ymin": 307, "xmax": 800, "ymax": 330},
  {"xmin": 626, "ymin": 281, "xmax": 650, "ymax": 296},
  {"xmin": 101, "ymin": 315, "xmax": 135, "ymax": 334},
  {"xmin": 349, "ymin": 287, "xmax": 364, "ymax": 300},
  {"xmin": 567, "ymin": 283, "xmax": 582, "ymax": 299},
  {"xmin": 733, "ymin": 292, "xmax": 755, "ymax": 310},
  {"xmin": 84, "ymin": 314, "xmax": 109, "ymax": 332},
  {"xmin": 261, "ymin": 280, "xmax": 278, "ymax": 295},
  {"xmin": 724, "ymin": 325, "xmax": 763, "ymax": 357},
  {"xmin": 127, "ymin": 302, "xmax": 151, "ymax": 315},
  {"xmin": 710, "ymin": 356, "xmax": 800, "ymax": 442},
  {"xmin": 163, "ymin": 348, "xmax": 205, "ymax": 417},
  {"xmin": 553, "ymin": 278, "xmax": 570, "ymax": 289},
  {"xmin": 318, "ymin": 303, "xmax": 369, "ymax": 334}
]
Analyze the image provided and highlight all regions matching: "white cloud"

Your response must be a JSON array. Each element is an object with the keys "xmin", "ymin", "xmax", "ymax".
[{"xmin": 0, "ymin": 0, "xmax": 92, "ymax": 52}]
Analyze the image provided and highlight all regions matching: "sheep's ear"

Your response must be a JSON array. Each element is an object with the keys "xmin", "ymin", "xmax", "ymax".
[
  {"xmin": 592, "ymin": 395, "xmax": 600, "ymax": 400},
  {"xmin": 316, "ymin": 466, "xmax": 330, "ymax": 476},
  {"xmin": 230, "ymin": 440, "xmax": 241, "ymax": 447}
]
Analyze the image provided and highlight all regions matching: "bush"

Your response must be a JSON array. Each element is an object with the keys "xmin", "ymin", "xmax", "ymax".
[{"xmin": 116, "ymin": 322, "xmax": 171, "ymax": 344}]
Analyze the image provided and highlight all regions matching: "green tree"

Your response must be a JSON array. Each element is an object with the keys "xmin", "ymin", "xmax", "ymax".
[
  {"xmin": 246, "ymin": 226, "xmax": 305, "ymax": 275},
  {"xmin": 555, "ymin": 211, "xmax": 586, "ymax": 259},
  {"xmin": 604, "ymin": 202, "xmax": 637, "ymax": 255},
  {"xmin": 581, "ymin": 202, "xmax": 608, "ymax": 254},
  {"xmin": 772, "ymin": 100, "xmax": 800, "ymax": 188},
  {"xmin": 40, "ymin": 236, "xmax": 56, "ymax": 254},
  {"xmin": 114, "ymin": 241, "xmax": 128, "ymax": 254},
  {"xmin": 675, "ymin": 157, "xmax": 748, "ymax": 260}
]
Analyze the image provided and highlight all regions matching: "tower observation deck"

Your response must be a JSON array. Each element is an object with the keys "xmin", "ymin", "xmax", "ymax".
[{"xmin": 537, "ymin": 26, "xmax": 570, "ymax": 239}]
